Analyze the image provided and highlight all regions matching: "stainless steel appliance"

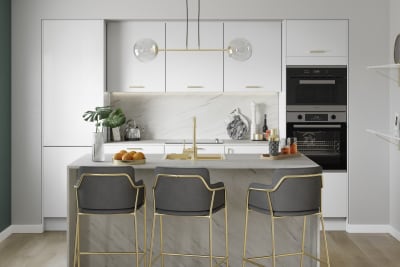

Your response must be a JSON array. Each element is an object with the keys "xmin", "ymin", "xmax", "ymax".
[
  {"xmin": 286, "ymin": 66, "xmax": 347, "ymax": 170},
  {"xmin": 286, "ymin": 66, "xmax": 347, "ymax": 111},
  {"xmin": 286, "ymin": 112, "xmax": 347, "ymax": 170}
]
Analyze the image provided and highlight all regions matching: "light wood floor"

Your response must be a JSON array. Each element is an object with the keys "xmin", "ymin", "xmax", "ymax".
[{"xmin": 0, "ymin": 231, "xmax": 399, "ymax": 267}]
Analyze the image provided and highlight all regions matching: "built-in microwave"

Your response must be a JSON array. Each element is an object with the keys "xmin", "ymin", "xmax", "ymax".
[{"xmin": 286, "ymin": 66, "xmax": 347, "ymax": 111}]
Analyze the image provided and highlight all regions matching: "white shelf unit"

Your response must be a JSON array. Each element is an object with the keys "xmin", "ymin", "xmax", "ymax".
[
  {"xmin": 366, "ymin": 129, "xmax": 400, "ymax": 145},
  {"xmin": 367, "ymin": 64, "xmax": 400, "ymax": 86}
]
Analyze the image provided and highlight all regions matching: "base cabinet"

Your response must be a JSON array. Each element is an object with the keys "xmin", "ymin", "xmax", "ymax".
[
  {"xmin": 322, "ymin": 172, "xmax": 348, "ymax": 218},
  {"xmin": 43, "ymin": 147, "xmax": 91, "ymax": 218}
]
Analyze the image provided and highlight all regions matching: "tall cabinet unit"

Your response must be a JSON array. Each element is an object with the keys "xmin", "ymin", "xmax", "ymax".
[
  {"xmin": 166, "ymin": 21, "xmax": 223, "ymax": 92},
  {"xmin": 107, "ymin": 21, "xmax": 165, "ymax": 92},
  {"xmin": 224, "ymin": 21, "xmax": 282, "ymax": 93},
  {"xmin": 285, "ymin": 19, "xmax": 349, "ymax": 222},
  {"xmin": 42, "ymin": 20, "xmax": 105, "ymax": 227}
]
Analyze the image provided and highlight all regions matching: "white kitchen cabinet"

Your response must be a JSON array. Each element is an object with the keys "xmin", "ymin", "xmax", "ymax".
[
  {"xmin": 43, "ymin": 147, "xmax": 90, "ymax": 218},
  {"xmin": 107, "ymin": 21, "xmax": 165, "ymax": 92},
  {"xmin": 322, "ymin": 172, "xmax": 348, "ymax": 218},
  {"xmin": 224, "ymin": 21, "xmax": 282, "ymax": 93},
  {"xmin": 165, "ymin": 144, "xmax": 224, "ymax": 154},
  {"xmin": 42, "ymin": 20, "xmax": 105, "ymax": 146},
  {"xmin": 166, "ymin": 21, "xmax": 223, "ymax": 92},
  {"xmin": 225, "ymin": 144, "xmax": 268, "ymax": 154},
  {"xmin": 104, "ymin": 143, "xmax": 164, "ymax": 155},
  {"xmin": 286, "ymin": 20, "xmax": 348, "ymax": 65}
]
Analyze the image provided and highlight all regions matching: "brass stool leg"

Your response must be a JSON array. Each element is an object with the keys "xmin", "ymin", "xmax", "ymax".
[
  {"xmin": 225, "ymin": 203, "xmax": 229, "ymax": 267},
  {"xmin": 320, "ymin": 214, "xmax": 331, "ymax": 267},
  {"xmin": 270, "ymin": 216, "xmax": 276, "ymax": 267},
  {"xmin": 149, "ymin": 213, "xmax": 157, "ymax": 267},
  {"xmin": 77, "ymin": 215, "xmax": 81, "ymax": 267},
  {"xmin": 300, "ymin": 216, "xmax": 307, "ymax": 267},
  {"xmin": 160, "ymin": 215, "xmax": 165, "ymax": 267},
  {"xmin": 143, "ymin": 204, "xmax": 147, "ymax": 267},
  {"xmin": 134, "ymin": 213, "xmax": 139, "ymax": 267},
  {"xmin": 73, "ymin": 214, "xmax": 79, "ymax": 267},
  {"xmin": 242, "ymin": 194, "xmax": 250, "ymax": 267},
  {"xmin": 209, "ymin": 214, "xmax": 213, "ymax": 267}
]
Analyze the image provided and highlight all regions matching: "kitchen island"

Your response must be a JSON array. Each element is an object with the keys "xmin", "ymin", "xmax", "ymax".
[{"xmin": 67, "ymin": 153, "xmax": 320, "ymax": 267}]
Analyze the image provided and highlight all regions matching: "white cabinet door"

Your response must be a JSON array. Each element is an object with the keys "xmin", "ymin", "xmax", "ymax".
[
  {"xmin": 322, "ymin": 172, "xmax": 348, "ymax": 218},
  {"xmin": 225, "ymin": 144, "xmax": 268, "ymax": 154},
  {"xmin": 104, "ymin": 143, "xmax": 164, "ymax": 155},
  {"xmin": 286, "ymin": 20, "xmax": 348, "ymax": 65},
  {"xmin": 43, "ymin": 147, "xmax": 90, "ymax": 218},
  {"xmin": 107, "ymin": 21, "xmax": 165, "ymax": 92},
  {"xmin": 224, "ymin": 21, "xmax": 282, "ymax": 93},
  {"xmin": 166, "ymin": 21, "xmax": 223, "ymax": 92},
  {"xmin": 42, "ymin": 20, "xmax": 105, "ymax": 146}
]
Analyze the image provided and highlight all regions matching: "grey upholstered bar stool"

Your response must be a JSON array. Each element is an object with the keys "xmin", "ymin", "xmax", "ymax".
[
  {"xmin": 242, "ymin": 166, "xmax": 330, "ymax": 267},
  {"xmin": 149, "ymin": 167, "xmax": 229, "ymax": 267},
  {"xmin": 73, "ymin": 166, "xmax": 146, "ymax": 267}
]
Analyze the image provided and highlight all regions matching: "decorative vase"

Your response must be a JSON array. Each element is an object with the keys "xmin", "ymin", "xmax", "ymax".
[{"xmin": 92, "ymin": 132, "xmax": 105, "ymax": 162}]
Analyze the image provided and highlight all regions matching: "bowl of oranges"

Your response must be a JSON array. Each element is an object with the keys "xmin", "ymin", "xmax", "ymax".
[{"xmin": 112, "ymin": 150, "xmax": 146, "ymax": 165}]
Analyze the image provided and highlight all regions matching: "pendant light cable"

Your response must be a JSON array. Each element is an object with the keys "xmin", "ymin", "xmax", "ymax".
[
  {"xmin": 198, "ymin": 0, "xmax": 200, "ymax": 49},
  {"xmin": 186, "ymin": 0, "xmax": 189, "ymax": 49}
]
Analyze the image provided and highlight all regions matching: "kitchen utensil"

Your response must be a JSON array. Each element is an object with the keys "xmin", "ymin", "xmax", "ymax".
[{"xmin": 125, "ymin": 120, "xmax": 141, "ymax": 141}]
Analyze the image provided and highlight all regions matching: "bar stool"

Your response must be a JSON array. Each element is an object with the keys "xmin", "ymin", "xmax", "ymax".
[
  {"xmin": 242, "ymin": 166, "xmax": 330, "ymax": 267},
  {"xmin": 73, "ymin": 166, "xmax": 146, "ymax": 267},
  {"xmin": 149, "ymin": 167, "xmax": 229, "ymax": 267}
]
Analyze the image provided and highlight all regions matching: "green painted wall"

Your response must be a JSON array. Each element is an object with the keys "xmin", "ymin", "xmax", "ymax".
[{"xmin": 0, "ymin": 0, "xmax": 11, "ymax": 232}]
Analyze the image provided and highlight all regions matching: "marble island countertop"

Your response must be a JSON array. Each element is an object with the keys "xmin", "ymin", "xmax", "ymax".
[{"xmin": 69, "ymin": 153, "xmax": 318, "ymax": 170}]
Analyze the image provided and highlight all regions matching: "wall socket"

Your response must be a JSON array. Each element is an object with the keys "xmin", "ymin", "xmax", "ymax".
[{"xmin": 394, "ymin": 112, "xmax": 400, "ymax": 137}]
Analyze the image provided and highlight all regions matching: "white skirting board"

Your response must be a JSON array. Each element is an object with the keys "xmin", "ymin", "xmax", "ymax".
[
  {"xmin": 1, "ymin": 221, "xmax": 399, "ymax": 242},
  {"xmin": 0, "ymin": 225, "xmax": 13, "ymax": 242}
]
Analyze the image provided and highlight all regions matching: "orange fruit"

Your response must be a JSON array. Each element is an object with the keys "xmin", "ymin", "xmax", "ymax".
[
  {"xmin": 122, "ymin": 153, "xmax": 133, "ymax": 160},
  {"xmin": 128, "ymin": 151, "xmax": 136, "ymax": 156},
  {"xmin": 119, "ymin": 150, "xmax": 128, "ymax": 155},
  {"xmin": 113, "ymin": 152, "xmax": 123, "ymax": 160},
  {"xmin": 133, "ymin": 152, "xmax": 145, "ymax": 160}
]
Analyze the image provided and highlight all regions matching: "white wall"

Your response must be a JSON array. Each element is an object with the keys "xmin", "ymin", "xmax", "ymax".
[
  {"xmin": 389, "ymin": 0, "xmax": 400, "ymax": 237},
  {"xmin": 12, "ymin": 0, "xmax": 390, "ymax": 227}
]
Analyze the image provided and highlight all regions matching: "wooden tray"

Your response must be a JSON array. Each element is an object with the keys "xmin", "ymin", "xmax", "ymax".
[
  {"xmin": 112, "ymin": 159, "xmax": 146, "ymax": 165},
  {"xmin": 260, "ymin": 153, "xmax": 302, "ymax": 160}
]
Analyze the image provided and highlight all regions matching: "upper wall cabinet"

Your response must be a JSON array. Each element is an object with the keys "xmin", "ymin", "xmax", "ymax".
[
  {"xmin": 286, "ymin": 20, "xmax": 348, "ymax": 65},
  {"xmin": 166, "ymin": 21, "xmax": 223, "ymax": 92},
  {"xmin": 224, "ymin": 21, "xmax": 282, "ymax": 93},
  {"xmin": 107, "ymin": 21, "xmax": 165, "ymax": 93}
]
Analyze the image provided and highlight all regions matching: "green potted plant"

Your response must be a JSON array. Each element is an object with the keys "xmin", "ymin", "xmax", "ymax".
[{"xmin": 82, "ymin": 106, "xmax": 126, "ymax": 161}]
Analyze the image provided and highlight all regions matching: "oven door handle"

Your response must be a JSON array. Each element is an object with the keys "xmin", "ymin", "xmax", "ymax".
[
  {"xmin": 293, "ymin": 124, "xmax": 342, "ymax": 129},
  {"xmin": 299, "ymin": 80, "xmax": 336, "ymax": 85}
]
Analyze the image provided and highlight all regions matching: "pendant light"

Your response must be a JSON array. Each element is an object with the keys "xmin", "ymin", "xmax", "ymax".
[{"xmin": 133, "ymin": 0, "xmax": 252, "ymax": 62}]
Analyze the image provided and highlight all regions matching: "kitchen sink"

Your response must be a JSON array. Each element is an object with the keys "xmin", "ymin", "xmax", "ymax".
[{"xmin": 163, "ymin": 153, "xmax": 225, "ymax": 160}]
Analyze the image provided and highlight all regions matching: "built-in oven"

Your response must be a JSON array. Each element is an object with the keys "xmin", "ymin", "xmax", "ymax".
[
  {"xmin": 286, "ymin": 112, "xmax": 347, "ymax": 170},
  {"xmin": 286, "ymin": 66, "xmax": 347, "ymax": 111}
]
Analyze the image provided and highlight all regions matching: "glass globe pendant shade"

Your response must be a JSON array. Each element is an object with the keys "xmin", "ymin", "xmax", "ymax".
[
  {"xmin": 133, "ymin": 38, "xmax": 159, "ymax": 62},
  {"xmin": 227, "ymin": 38, "xmax": 252, "ymax": 61}
]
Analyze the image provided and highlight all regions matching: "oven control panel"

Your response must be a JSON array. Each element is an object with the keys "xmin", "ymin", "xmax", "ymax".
[{"xmin": 287, "ymin": 112, "xmax": 346, "ymax": 123}]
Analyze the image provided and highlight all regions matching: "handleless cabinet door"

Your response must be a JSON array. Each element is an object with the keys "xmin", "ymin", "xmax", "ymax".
[
  {"xmin": 42, "ymin": 20, "xmax": 105, "ymax": 146},
  {"xmin": 107, "ymin": 21, "xmax": 165, "ymax": 92},
  {"xmin": 322, "ymin": 172, "xmax": 348, "ymax": 218},
  {"xmin": 166, "ymin": 21, "xmax": 223, "ymax": 92},
  {"xmin": 43, "ymin": 147, "xmax": 90, "ymax": 218},
  {"xmin": 224, "ymin": 21, "xmax": 282, "ymax": 93}
]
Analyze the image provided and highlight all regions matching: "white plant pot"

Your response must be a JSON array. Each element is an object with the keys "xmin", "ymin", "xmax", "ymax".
[
  {"xmin": 112, "ymin": 127, "xmax": 121, "ymax": 142},
  {"xmin": 92, "ymin": 132, "xmax": 105, "ymax": 162}
]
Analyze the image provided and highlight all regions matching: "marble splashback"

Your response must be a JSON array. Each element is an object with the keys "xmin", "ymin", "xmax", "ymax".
[{"xmin": 110, "ymin": 93, "xmax": 279, "ymax": 140}]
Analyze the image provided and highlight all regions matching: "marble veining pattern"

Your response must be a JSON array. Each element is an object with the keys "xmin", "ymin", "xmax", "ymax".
[
  {"xmin": 68, "ymin": 168, "xmax": 317, "ymax": 267},
  {"xmin": 110, "ymin": 94, "xmax": 279, "ymax": 140}
]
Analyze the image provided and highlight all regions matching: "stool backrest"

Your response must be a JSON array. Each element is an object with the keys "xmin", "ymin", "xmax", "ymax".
[
  {"xmin": 270, "ymin": 166, "xmax": 323, "ymax": 214},
  {"xmin": 77, "ymin": 166, "xmax": 142, "ymax": 212},
  {"xmin": 154, "ymin": 167, "xmax": 213, "ymax": 213}
]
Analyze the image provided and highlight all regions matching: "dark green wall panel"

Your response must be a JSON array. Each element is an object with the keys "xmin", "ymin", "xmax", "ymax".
[{"xmin": 0, "ymin": 0, "xmax": 11, "ymax": 232}]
